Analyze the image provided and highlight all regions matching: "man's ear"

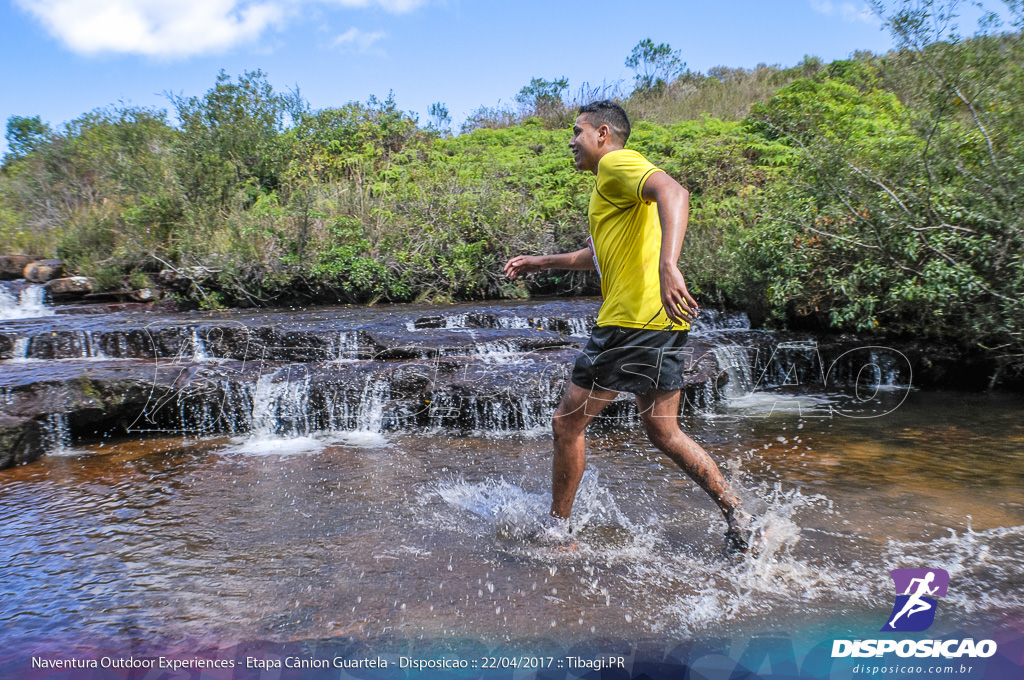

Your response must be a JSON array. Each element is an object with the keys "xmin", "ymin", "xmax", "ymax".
[{"xmin": 596, "ymin": 123, "xmax": 610, "ymax": 143}]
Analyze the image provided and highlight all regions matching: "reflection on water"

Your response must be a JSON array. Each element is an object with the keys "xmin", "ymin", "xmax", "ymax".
[{"xmin": 1, "ymin": 390, "xmax": 1022, "ymax": 658}]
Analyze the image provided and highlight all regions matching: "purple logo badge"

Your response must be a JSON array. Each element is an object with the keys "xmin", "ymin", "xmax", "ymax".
[{"xmin": 881, "ymin": 568, "xmax": 950, "ymax": 632}]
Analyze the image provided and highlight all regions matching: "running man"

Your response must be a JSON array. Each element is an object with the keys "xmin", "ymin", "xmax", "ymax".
[
  {"xmin": 888, "ymin": 571, "xmax": 939, "ymax": 629},
  {"xmin": 504, "ymin": 101, "xmax": 751, "ymax": 552}
]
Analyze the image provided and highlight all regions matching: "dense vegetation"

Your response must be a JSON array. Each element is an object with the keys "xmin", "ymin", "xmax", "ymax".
[{"xmin": 2, "ymin": 0, "xmax": 1022, "ymax": 380}]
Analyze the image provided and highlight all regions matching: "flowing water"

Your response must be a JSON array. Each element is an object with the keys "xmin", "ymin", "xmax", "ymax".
[
  {"xmin": 2, "ymin": 392, "xmax": 1022, "ymax": 658},
  {"xmin": 0, "ymin": 282, "xmax": 53, "ymax": 320},
  {"xmin": 0, "ymin": 299, "xmax": 1021, "ymax": 674}
]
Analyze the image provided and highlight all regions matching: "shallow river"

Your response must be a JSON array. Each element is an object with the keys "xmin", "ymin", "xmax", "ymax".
[{"xmin": 2, "ymin": 384, "xmax": 1022, "ymax": 669}]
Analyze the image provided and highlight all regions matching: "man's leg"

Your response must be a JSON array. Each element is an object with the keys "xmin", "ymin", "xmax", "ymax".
[
  {"xmin": 550, "ymin": 381, "xmax": 617, "ymax": 519},
  {"xmin": 635, "ymin": 389, "xmax": 740, "ymax": 517}
]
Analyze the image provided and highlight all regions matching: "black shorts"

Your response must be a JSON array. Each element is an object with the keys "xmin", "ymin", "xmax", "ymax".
[{"xmin": 570, "ymin": 325, "xmax": 690, "ymax": 395}]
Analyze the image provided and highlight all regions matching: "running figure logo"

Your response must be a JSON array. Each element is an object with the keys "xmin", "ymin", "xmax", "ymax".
[{"xmin": 881, "ymin": 568, "xmax": 950, "ymax": 632}]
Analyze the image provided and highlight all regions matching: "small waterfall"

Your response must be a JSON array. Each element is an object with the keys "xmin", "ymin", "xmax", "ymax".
[
  {"xmin": 332, "ymin": 330, "xmax": 361, "ymax": 361},
  {"xmin": 10, "ymin": 337, "xmax": 30, "ymax": 361},
  {"xmin": 423, "ymin": 358, "xmax": 568, "ymax": 435},
  {"xmin": 564, "ymin": 316, "xmax": 592, "ymax": 337},
  {"xmin": 690, "ymin": 309, "xmax": 750, "ymax": 333},
  {"xmin": 467, "ymin": 340, "xmax": 521, "ymax": 364},
  {"xmin": 1, "ymin": 300, "xmax": 925, "ymax": 458},
  {"xmin": 191, "ymin": 328, "xmax": 212, "ymax": 363},
  {"xmin": 821, "ymin": 345, "xmax": 913, "ymax": 393},
  {"xmin": 465, "ymin": 397, "xmax": 522, "ymax": 434},
  {"xmin": 249, "ymin": 369, "xmax": 313, "ymax": 437},
  {"xmin": 443, "ymin": 313, "xmax": 471, "ymax": 329},
  {"xmin": 356, "ymin": 377, "xmax": 391, "ymax": 433},
  {"xmin": 247, "ymin": 373, "xmax": 277, "ymax": 435},
  {"xmin": 81, "ymin": 331, "xmax": 107, "ymax": 360},
  {"xmin": 152, "ymin": 377, "xmax": 252, "ymax": 436},
  {"xmin": 494, "ymin": 314, "xmax": 594, "ymax": 336},
  {"xmin": 4, "ymin": 330, "xmax": 110, "ymax": 361},
  {"xmin": 765, "ymin": 340, "xmax": 822, "ymax": 388},
  {"xmin": 220, "ymin": 369, "xmax": 324, "ymax": 455},
  {"xmin": 859, "ymin": 347, "xmax": 911, "ymax": 389},
  {"xmin": 0, "ymin": 284, "xmax": 53, "ymax": 320},
  {"xmin": 41, "ymin": 413, "xmax": 71, "ymax": 454},
  {"xmin": 711, "ymin": 345, "xmax": 755, "ymax": 400},
  {"xmin": 494, "ymin": 316, "xmax": 531, "ymax": 330},
  {"xmin": 413, "ymin": 310, "xmax": 596, "ymax": 337}
]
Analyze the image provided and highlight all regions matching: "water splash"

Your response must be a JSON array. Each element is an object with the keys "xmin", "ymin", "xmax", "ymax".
[
  {"xmin": 224, "ymin": 435, "xmax": 325, "ymax": 456},
  {"xmin": 222, "ymin": 369, "xmax": 325, "ymax": 455},
  {"xmin": 714, "ymin": 391, "xmax": 837, "ymax": 418},
  {"xmin": 329, "ymin": 430, "xmax": 390, "ymax": 448},
  {"xmin": 427, "ymin": 470, "xmax": 861, "ymax": 636},
  {"xmin": 434, "ymin": 476, "xmax": 550, "ymax": 538},
  {"xmin": 640, "ymin": 484, "xmax": 840, "ymax": 635},
  {"xmin": 882, "ymin": 522, "xmax": 1024, "ymax": 616}
]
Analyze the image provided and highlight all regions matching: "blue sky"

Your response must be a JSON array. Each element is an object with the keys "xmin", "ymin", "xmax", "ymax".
[{"xmin": 0, "ymin": 1, "xmax": 908, "ymax": 153}]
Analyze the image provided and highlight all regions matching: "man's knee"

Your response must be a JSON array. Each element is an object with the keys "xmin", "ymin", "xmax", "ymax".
[
  {"xmin": 641, "ymin": 413, "xmax": 681, "ymax": 450},
  {"xmin": 552, "ymin": 408, "xmax": 586, "ymax": 441}
]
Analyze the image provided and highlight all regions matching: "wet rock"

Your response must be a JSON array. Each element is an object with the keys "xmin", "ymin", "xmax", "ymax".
[
  {"xmin": 0, "ymin": 416, "xmax": 45, "ymax": 469},
  {"xmin": 815, "ymin": 338, "xmax": 996, "ymax": 391},
  {"xmin": 54, "ymin": 300, "xmax": 176, "ymax": 315},
  {"xmin": 23, "ymin": 259, "xmax": 63, "ymax": 283},
  {"xmin": 0, "ymin": 359, "xmax": 264, "ymax": 443},
  {"xmin": 157, "ymin": 267, "xmax": 215, "ymax": 289},
  {"xmin": 7, "ymin": 298, "xmax": 992, "ymax": 457},
  {"xmin": 0, "ymin": 255, "xmax": 35, "ymax": 280},
  {"xmin": 127, "ymin": 288, "xmax": 162, "ymax": 303},
  {"xmin": 44, "ymin": 276, "xmax": 94, "ymax": 300},
  {"xmin": 0, "ymin": 300, "xmax": 732, "ymax": 450}
]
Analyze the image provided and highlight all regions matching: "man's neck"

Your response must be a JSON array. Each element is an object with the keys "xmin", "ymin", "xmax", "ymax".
[{"xmin": 591, "ymin": 145, "xmax": 624, "ymax": 174}]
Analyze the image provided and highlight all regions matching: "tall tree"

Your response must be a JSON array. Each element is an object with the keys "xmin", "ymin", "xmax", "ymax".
[
  {"xmin": 169, "ymin": 70, "xmax": 304, "ymax": 206},
  {"xmin": 4, "ymin": 116, "xmax": 51, "ymax": 164},
  {"xmin": 625, "ymin": 39, "xmax": 685, "ymax": 94}
]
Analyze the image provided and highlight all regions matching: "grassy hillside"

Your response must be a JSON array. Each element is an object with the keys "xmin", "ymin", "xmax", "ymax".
[{"xmin": 2, "ymin": 2, "xmax": 1022, "ymax": 379}]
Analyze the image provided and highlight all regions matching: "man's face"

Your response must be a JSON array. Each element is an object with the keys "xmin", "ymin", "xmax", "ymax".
[{"xmin": 569, "ymin": 115, "xmax": 602, "ymax": 173}]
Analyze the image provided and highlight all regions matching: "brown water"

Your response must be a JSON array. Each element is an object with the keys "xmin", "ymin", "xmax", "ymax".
[{"xmin": 2, "ymin": 388, "xmax": 1022, "ymax": 662}]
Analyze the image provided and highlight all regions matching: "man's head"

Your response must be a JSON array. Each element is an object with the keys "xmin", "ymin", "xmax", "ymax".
[{"xmin": 570, "ymin": 100, "xmax": 631, "ymax": 173}]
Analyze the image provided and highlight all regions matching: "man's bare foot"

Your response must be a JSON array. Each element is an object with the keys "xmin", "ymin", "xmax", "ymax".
[{"xmin": 535, "ymin": 514, "xmax": 576, "ymax": 547}]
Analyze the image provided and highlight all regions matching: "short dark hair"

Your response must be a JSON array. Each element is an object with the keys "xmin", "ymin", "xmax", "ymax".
[{"xmin": 578, "ymin": 100, "xmax": 631, "ymax": 144}]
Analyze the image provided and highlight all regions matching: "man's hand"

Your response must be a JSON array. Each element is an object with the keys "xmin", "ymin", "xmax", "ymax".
[
  {"xmin": 504, "ymin": 255, "xmax": 544, "ymax": 280},
  {"xmin": 660, "ymin": 265, "xmax": 699, "ymax": 325}
]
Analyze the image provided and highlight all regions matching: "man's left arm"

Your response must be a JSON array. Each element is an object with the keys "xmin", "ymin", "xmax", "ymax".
[{"xmin": 641, "ymin": 171, "xmax": 698, "ymax": 325}]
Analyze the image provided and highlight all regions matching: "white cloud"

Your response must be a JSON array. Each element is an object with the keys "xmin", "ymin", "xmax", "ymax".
[
  {"xmin": 14, "ymin": 0, "xmax": 286, "ymax": 57},
  {"xmin": 332, "ymin": 26, "xmax": 387, "ymax": 51},
  {"xmin": 809, "ymin": 0, "xmax": 879, "ymax": 25},
  {"xmin": 13, "ymin": 0, "xmax": 427, "ymax": 58}
]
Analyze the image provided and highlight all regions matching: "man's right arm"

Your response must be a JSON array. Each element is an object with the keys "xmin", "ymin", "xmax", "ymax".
[{"xmin": 504, "ymin": 248, "xmax": 594, "ymax": 280}]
